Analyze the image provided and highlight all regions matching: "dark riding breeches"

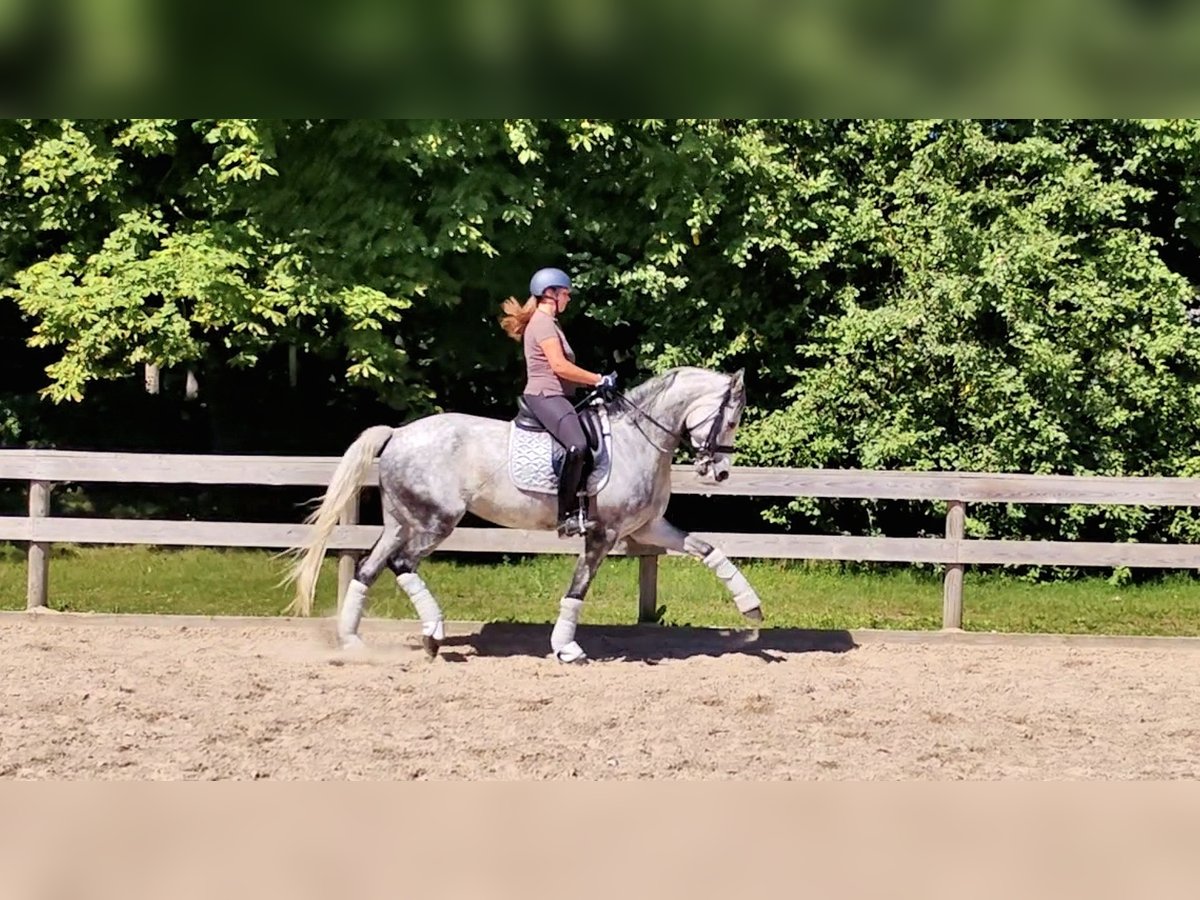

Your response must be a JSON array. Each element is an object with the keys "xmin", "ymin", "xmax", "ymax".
[
  {"xmin": 521, "ymin": 393, "xmax": 591, "ymax": 517},
  {"xmin": 522, "ymin": 393, "xmax": 587, "ymax": 450}
]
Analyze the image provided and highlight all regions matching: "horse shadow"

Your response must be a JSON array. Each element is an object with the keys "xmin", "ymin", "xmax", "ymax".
[{"xmin": 440, "ymin": 622, "xmax": 858, "ymax": 664}]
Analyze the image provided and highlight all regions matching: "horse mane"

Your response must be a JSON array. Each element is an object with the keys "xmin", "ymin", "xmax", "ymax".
[
  {"xmin": 609, "ymin": 362, "xmax": 739, "ymax": 427},
  {"xmin": 608, "ymin": 366, "xmax": 731, "ymax": 422},
  {"xmin": 616, "ymin": 369, "xmax": 680, "ymax": 413}
]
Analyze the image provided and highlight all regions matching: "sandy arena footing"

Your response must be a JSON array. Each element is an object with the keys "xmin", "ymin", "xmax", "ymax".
[{"xmin": 3, "ymin": 612, "xmax": 1199, "ymax": 779}]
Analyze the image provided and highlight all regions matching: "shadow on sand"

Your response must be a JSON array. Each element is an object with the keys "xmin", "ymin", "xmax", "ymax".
[{"xmin": 439, "ymin": 622, "xmax": 858, "ymax": 664}]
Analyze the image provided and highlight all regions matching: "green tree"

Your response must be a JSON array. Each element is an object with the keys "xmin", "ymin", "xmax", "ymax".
[
  {"xmin": 7, "ymin": 118, "xmax": 1200, "ymax": 555},
  {"xmin": 737, "ymin": 119, "xmax": 1200, "ymax": 550}
]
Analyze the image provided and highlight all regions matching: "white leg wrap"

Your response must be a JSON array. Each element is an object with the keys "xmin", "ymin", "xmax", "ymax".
[
  {"xmin": 338, "ymin": 578, "xmax": 369, "ymax": 647},
  {"xmin": 550, "ymin": 597, "xmax": 586, "ymax": 662},
  {"xmin": 702, "ymin": 548, "xmax": 761, "ymax": 614},
  {"xmin": 397, "ymin": 572, "xmax": 444, "ymax": 641}
]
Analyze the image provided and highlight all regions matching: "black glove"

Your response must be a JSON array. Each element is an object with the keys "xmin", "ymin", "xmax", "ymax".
[{"xmin": 596, "ymin": 372, "xmax": 618, "ymax": 398}]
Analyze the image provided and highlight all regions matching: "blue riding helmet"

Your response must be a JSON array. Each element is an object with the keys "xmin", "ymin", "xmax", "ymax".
[{"xmin": 530, "ymin": 267, "xmax": 572, "ymax": 298}]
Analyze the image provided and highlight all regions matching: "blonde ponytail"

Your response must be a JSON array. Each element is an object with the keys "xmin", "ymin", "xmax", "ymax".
[{"xmin": 500, "ymin": 295, "xmax": 539, "ymax": 341}]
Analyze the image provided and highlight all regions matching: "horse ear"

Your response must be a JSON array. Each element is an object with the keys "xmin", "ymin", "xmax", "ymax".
[{"xmin": 730, "ymin": 368, "xmax": 745, "ymax": 390}]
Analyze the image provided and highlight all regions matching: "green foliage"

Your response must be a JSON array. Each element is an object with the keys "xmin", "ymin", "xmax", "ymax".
[
  {"xmin": 5, "ymin": 119, "xmax": 1200, "ymax": 554},
  {"xmin": 734, "ymin": 120, "xmax": 1200, "ymax": 552},
  {"xmin": 2, "ymin": 120, "xmax": 424, "ymax": 407},
  {"xmin": 0, "ymin": 400, "xmax": 21, "ymax": 444}
]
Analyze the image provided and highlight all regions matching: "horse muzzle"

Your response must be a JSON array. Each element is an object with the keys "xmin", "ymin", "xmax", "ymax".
[{"xmin": 695, "ymin": 456, "xmax": 731, "ymax": 483}]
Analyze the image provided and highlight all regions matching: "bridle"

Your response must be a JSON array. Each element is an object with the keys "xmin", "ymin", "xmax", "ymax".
[
  {"xmin": 583, "ymin": 381, "xmax": 739, "ymax": 461},
  {"xmin": 686, "ymin": 384, "xmax": 738, "ymax": 458}
]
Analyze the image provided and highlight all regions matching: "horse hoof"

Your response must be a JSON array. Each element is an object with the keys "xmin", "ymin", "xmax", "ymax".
[
  {"xmin": 422, "ymin": 635, "xmax": 441, "ymax": 660},
  {"xmin": 742, "ymin": 606, "xmax": 763, "ymax": 623},
  {"xmin": 340, "ymin": 634, "xmax": 367, "ymax": 652},
  {"xmin": 554, "ymin": 641, "xmax": 588, "ymax": 664}
]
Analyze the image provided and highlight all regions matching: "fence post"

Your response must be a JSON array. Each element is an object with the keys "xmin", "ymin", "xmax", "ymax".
[
  {"xmin": 336, "ymin": 494, "xmax": 360, "ymax": 613},
  {"xmin": 942, "ymin": 499, "xmax": 966, "ymax": 630},
  {"xmin": 638, "ymin": 553, "xmax": 660, "ymax": 623},
  {"xmin": 623, "ymin": 539, "xmax": 663, "ymax": 624},
  {"xmin": 26, "ymin": 480, "xmax": 51, "ymax": 610}
]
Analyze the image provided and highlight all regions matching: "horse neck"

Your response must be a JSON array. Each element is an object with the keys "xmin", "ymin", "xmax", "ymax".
[{"xmin": 624, "ymin": 370, "xmax": 706, "ymax": 452}]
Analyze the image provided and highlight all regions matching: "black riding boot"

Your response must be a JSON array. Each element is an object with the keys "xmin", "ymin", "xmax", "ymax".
[{"xmin": 557, "ymin": 445, "xmax": 596, "ymax": 537}]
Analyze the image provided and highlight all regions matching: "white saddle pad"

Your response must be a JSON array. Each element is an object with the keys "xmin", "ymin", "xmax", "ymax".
[{"xmin": 508, "ymin": 407, "xmax": 612, "ymax": 495}]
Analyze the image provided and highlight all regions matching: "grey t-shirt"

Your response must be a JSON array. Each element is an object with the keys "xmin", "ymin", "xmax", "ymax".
[{"xmin": 523, "ymin": 309, "xmax": 576, "ymax": 396}]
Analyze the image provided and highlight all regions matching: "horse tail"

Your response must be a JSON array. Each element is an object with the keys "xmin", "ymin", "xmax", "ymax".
[{"xmin": 281, "ymin": 424, "xmax": 395, "ymax": 617}]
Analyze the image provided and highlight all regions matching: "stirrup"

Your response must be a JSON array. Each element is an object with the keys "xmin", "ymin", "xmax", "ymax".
[{"xmin": 557, "ymin": 510, "xmax": 596, "ymax": 538}]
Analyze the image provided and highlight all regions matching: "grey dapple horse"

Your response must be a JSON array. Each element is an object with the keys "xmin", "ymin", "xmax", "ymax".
[{"xmin": 283, "ymin": 366, "xmax": 763, "ymax": 662}]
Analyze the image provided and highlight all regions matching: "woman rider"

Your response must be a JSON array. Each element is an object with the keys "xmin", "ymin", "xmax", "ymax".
[{"xmin": 500, "ymin": 267, "xmax": 618, "ymax": 537}]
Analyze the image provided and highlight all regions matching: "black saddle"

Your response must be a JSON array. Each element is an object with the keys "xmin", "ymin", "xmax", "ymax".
[
  {"xmin": 514, "ymin": 397, "xmax": 604, "ymax": 482},
  {"xmin": 514, "ymin": 396, "xmax": 602, "ymax": 453}
]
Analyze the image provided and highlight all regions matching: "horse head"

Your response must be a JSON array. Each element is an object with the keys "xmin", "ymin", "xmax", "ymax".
[{"xmin": 683, "ymin": 367, "xmax": 746, "ymax": 483}]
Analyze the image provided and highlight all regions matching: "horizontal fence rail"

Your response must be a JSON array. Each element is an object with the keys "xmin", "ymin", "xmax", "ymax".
[
  {"xmin": 3, "ymin": 449, "xmax": 1200, "ymax": 628},
  {"xmin": 5, "ymin": 449, "xmax": 1200, "ymax": 504}
]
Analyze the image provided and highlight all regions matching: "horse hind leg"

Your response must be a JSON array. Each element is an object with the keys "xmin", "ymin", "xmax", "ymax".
[
  {"xmin": 339, "ymin": 521, "xmax": 405, "ymax": 650},
  {"xmin": 387, "ymin": 554, "xmax": 446, "ymax": 660},
  {"xmin": 385, "ymin": 510, "xmax": 464, "ymax": 660},
  {"xmin": 342, "ymin": 522, "xmax": 456, "ymax": 659}
]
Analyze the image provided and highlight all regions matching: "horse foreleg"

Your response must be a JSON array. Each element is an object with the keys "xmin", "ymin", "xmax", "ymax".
[
  {"xmin": 630, "ymin": 518, "xmax": 763, "ymax": 621},
  {"xmin": 551, "ymin": 528, "xmax": 618, "ymax": 664}
]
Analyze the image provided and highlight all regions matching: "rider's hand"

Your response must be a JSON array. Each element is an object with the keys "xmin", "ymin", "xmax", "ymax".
[{"xmin": 596, "ymin": 372, "xmax": 618, "ymax": 395}]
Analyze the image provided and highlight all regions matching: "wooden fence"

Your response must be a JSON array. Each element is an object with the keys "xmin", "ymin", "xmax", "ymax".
[{"xmin": 3, "ymin": 449, "xmax": 1200, "ymax": 628}]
